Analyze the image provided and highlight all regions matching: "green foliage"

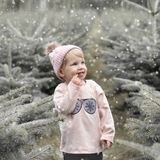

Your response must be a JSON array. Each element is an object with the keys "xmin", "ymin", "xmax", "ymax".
[
  {"xmin": 0, "ymin": 86, "xmax": 63, "ymax": 160},
  {"xmin": 0, "ymin": 62, "xmax": 55, "ymax": 96},
  {"xmin": 24, "ymin": 145, "xmax": 54, "ymax": 160},
  {"xmin": 97, "ymin": 1, "xmax": 160, "ymax": 159},
  {"xmin": 114, "ymin": 77, "xmax": 160, "ymax": 159},
  {"xmin": 0, "ymin": 37, "xmax": 55, "ymax": 96},
  {"xmin": 0, "ymin": 7, "xmax": 94, "ymax": 95},
  {"xmin": 100, "ymin": 0, "xmax": 160, "ymax": 90},
  {"xmin": 116, "ymin": 139, "xmax": 160, "ymax": 160},
  {"xmin": 6, "ymin": 17, "xmax": 61, "ymax": 55}
]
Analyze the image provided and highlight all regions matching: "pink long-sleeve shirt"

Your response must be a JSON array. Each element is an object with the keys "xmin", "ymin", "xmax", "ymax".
[{"xmin": 54, "ymin": 79, "xmax": 115, "ymax": 154}]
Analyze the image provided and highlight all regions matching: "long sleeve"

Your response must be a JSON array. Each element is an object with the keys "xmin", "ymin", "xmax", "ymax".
[
  {"xmin": 54, "ymin": 82, "xmax": 80, "ymax": 115},
  {"xmin": 94, "ymin": 82, "xmax": 115, "ymax": 143},
  {"xmin": 54, "ymin": 80, "xmax": 115, "ymax": 154}
]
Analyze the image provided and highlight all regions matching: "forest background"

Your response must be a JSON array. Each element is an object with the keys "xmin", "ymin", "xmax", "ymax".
[{"xmin": 0, "ymin": 0, "xmax": 160, "ymax": 160}]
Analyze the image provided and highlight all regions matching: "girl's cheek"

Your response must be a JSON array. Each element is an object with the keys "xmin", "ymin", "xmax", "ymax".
[{"xmin": 70, "ymin": 74, "xmax": 74, "ymax": 79}]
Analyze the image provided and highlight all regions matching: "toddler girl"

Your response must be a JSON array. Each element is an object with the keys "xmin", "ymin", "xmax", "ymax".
[{"xmin": 46, "ymin": 43, "xmax": 115, "ymax": 160}]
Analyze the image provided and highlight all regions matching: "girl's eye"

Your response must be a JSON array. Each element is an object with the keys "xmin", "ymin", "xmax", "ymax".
[
  {"xmin": 72, "ymin": 63, "xmax": 77, "ymax": 66},
  {"xmin": 82, "ymin": 61, "xmax": 85, "ymax": 64}
]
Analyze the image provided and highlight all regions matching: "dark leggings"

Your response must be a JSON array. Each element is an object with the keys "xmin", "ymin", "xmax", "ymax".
[{"xmin": 63, "ymin": 152, "xmax": 103, "ymax": 160}]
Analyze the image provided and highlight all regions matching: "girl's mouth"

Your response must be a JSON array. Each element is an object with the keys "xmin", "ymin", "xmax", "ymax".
[{"xmin": 77, "ymin": 72, "xmax": 84, "ymax": 77}]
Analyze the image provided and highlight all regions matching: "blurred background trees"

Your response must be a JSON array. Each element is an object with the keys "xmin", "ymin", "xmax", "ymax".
[
  {"xmin": 0, "ymin": 0, "xmax": 160, "ymax": 159},
  {"xmin": 0, "ymin": 0, "xmax": 149, "ymax": 13}
]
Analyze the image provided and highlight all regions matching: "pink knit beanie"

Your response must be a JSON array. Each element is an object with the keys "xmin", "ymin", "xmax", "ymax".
[{"xmin": 46, "ymin": 43, "xmax": 82, "ymax": 80}]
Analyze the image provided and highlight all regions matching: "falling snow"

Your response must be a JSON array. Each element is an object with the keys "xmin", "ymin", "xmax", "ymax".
[{"xmin": 0, "ymin": 0, "xmax": 160, "ymax": 160}]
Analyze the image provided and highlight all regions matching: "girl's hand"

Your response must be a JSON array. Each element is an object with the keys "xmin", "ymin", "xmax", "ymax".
[
  {"xmin": 71, "ymin": 74, "xmax": 83, "ymax": 86},
  {"xmin": 101, "ymin": 140, "xmax": 112, "ymax": 149}
]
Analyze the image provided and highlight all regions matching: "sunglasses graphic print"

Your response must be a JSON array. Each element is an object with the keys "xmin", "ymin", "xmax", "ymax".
[{"xmin": 71, "ymin": 98, "xmax": 96, "ymax": 115}]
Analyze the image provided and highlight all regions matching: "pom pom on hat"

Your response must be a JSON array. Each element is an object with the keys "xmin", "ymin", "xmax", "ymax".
[
  {"xmin": 46, "ymin": 42, "xmax": 60, "ymax": 55},
  {"xmin": 46, "ymin": 42, "xmax": 82, "ymax": 80}
]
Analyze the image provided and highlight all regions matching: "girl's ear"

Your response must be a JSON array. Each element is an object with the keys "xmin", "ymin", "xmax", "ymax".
[{"xmin": 59, "ymin": 68, "xmax": 65, "ymax": 80}]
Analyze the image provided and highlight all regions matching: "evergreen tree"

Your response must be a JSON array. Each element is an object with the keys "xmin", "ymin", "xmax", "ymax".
[
  {"xmin": 0, "ymin": 86, "xmax": 63, "ymax": 160},
  {"xmin": 114, "ymin": 77, "xmax": 160, "ymax": 160},
  {"xmin": 116, "ymin": 139, "xmax": 160, "ymax": 160},
  {"xmin": 100, "ymin": 0, "xmax": 160, "ymax": 90},
  {"xmin": 0, "ymin": 10, "xmax": 91, "ymax": 94},
  {"xmin": 0, "ymin": 37, "xmax": 54, "ymax": 97}
]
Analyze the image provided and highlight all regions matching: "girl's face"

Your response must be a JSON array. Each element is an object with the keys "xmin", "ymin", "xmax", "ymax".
[{"xmin": 59, "ymin": 49, "xmax": 87, "ymax": 84}]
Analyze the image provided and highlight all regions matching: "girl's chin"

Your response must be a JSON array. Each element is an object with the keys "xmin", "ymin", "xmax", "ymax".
[{"xmin": 78, "ymin": 76, "xmax": 85, "ymax": 80}]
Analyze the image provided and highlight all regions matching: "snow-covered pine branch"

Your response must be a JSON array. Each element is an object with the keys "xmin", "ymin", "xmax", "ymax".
[
  {"xmin": 0, "ymin": 87, "xmax": 62, "ymax": 160},
  {"xmin": 116, "ymin": 139, "xmax": 160, "ymax": 160}
]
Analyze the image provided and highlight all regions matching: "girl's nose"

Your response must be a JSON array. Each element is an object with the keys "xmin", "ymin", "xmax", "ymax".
[{"xmin": 78, "ymin": 63, "xmax": 83, "ymax": 69}]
